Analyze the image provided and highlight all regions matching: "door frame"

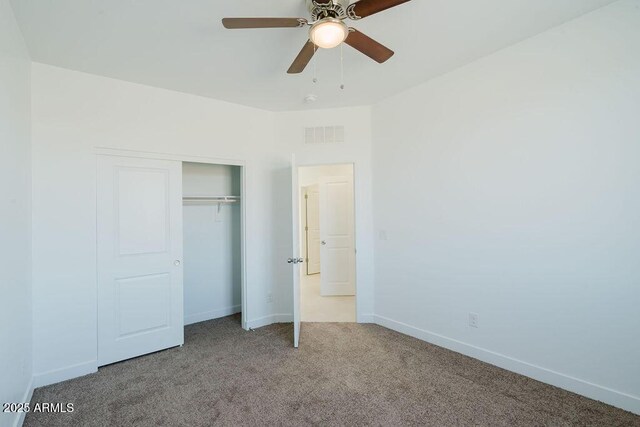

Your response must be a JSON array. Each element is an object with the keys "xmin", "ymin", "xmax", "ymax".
[
  {"xmin": 295, "ymin": 161, "xmax": 359, "ymax": 321},
  {"xmin": 95, "ymin": 147, "xmax": 249, "ymax": 330},
  {"xmin": 301, "ymin": 185, "xmax": 320, "ymax": 276}
]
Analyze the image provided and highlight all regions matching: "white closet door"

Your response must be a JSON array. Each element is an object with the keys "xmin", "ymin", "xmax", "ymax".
[
  {"xmin": 319, "ymin": 175, "xmax": 356, "ymax": 296},
  {"xmin": 97, "ymin": 155, "xmax": 184, "ymax": 366}
]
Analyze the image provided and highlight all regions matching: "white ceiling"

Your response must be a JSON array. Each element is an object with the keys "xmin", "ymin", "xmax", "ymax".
[{"xmin": 11, "ymin": 0, "xmax": 615, "ymax": 111}]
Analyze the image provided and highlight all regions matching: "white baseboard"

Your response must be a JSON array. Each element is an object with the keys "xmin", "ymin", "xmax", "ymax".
[
  {"xmin": 246, "ymin": 313, "xmax": 292, "ymax": 330},
  {"xmin": 273, "ymin": 313, "xmax": 293, "ymax": 323},
  {"xmin": 184, "ymin": 305, "xmax": 241, "ymax": 325},
  {"xmin": 10, "ymin": 377, "xmax": 34, "ymax": 427},
  {"xmin": 358, "ymin": 313, "xmax": 374, "ymax": 323},
  {"xmin": 373, "ymin": 315, "xmax": 640, "ymax": 415},
  {"xmin": 33, "ymin": 360, "xmax": 97, "ymax": 388},
  {"xmin": 247, "ymin": 313, "xmax": 370, "ymax": 328}
]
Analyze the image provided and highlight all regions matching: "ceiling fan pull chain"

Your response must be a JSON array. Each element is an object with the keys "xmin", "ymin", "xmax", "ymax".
[
  {"xmin": 313, "ymin": 44, "xmax": 318, "ymax": 83},
  {"xmin": 340, "ymin": 43, "xmax": 345, "ymax": 90}
]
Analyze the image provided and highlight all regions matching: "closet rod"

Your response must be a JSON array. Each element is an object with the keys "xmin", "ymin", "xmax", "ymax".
[{"xmin": 182, "ymin": 196, "xmax": 239, "ymax": 204}]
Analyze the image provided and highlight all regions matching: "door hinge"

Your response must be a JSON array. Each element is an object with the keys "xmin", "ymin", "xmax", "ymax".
[
  {"xmin": 304, "ymin": 194, "xmax": 308, "ymax": 199},
  {"xmin": 305, "ymin": 226, "xmax": 308, "ymax": 231}
]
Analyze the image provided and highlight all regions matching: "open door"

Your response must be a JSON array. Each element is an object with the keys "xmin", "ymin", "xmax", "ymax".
[
  {"xmin": 97, "ymin": 155, "xmax": 184, "ymax": 366},
  {"xmin": 319, "ymin": 175, "xmax": 356, "ymax": 296},
  {"xmin": 290, "ymin": 155, "xmax": 302, "ymax": 347}
]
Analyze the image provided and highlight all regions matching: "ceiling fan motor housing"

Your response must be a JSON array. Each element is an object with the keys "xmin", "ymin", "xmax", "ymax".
[{"xmin": 306, "ymin": 0, "xmax": 351, "ymax": 21}]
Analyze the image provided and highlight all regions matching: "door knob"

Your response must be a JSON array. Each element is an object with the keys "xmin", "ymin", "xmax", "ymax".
[
  {"xmin": 287, "ymin": 258, "xmax": 294, "ymax": 264},
  {"xmin": 297, "ymin": 258, "xmax": 304, "ymax": 263},
  {"xmin": 174, "ymin": 260, "xmax": 181, "ymax": 266},
  {"xmin": 321, "ymin": 240, "xmax": 326, "ymax": 245}
]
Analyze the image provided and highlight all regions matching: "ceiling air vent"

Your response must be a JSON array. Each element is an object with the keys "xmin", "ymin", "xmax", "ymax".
[{"xmin": 305, "ymin": 126, "xmax": 345, "ymax": 144}]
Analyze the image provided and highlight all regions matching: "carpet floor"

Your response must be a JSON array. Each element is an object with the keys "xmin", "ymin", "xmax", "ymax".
[{"xmin": 26, "ymin": 315, "xmax": 639, "ymax": 426}]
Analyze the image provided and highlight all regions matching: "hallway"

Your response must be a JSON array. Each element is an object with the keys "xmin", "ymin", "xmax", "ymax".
[{"xmin": 300, "ymin": 274, "xmax": 355, "ymax": 322}]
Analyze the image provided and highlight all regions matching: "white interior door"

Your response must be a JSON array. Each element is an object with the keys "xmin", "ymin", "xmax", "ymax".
[
  {"xmin": 97, "ymin": 155, "xmax": 184, "ymax": 366},
  {"xmin": 291, "ymin": 156, "xmax": 302, "ymax": 348},
  {"xmin": 319, "ymin": 175, "xmax": 356, "ymax": 296},
  {"xmin": 304, "ymin": 184, "xmax": 321, "ymax": 275}
]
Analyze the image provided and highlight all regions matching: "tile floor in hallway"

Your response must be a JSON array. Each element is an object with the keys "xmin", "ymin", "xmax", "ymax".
[{"xmin": 300, "ymin": 273, "xmax": 356, "ymax": 322}]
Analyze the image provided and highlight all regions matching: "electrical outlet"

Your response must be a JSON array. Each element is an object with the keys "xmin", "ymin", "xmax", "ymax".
[{"xmin": 468, "ymin": 312, "xmax": 479, "ymax": 328}]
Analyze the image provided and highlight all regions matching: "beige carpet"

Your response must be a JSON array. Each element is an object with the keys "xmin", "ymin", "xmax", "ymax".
[{"xmin": 26, "ymin": 315, "xmax": 639, "ymax": 426}]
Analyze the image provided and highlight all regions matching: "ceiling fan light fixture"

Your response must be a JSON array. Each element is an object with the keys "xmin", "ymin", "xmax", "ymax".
[{"xmin": 309, "ymin": 18, "xmax": 348, "ymax": 49}]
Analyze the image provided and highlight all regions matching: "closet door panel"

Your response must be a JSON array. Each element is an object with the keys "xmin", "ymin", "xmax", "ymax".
[{"xmin": 97, "ymin": 155, "xmax": 183, "ymax": 366}]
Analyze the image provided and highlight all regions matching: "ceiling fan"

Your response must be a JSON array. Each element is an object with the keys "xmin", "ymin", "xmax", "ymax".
[{"xmin": 222, "ymin": 0, "xmax": 411, "ymax": 74}]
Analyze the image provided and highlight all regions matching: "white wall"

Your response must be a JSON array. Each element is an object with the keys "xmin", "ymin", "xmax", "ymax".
[
  {"xmin": 30, "ymin": 63, "xmax": 374, "ymax": 385},
  {"xmin": 183, "ymin": 162, "xmax": 240, "ymax": 196},
  {"xmin": 372, "ymin": 0, "xmax": 640, "ymax": 414},
  {"xmin": 0, "ymin": 1, "xmax": 32, "ymax": 426},
  {"xmin": 183, "ymin": 162, "xmax": 241, "ymax": 325}
]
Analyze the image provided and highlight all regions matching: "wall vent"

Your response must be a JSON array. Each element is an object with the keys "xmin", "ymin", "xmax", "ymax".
[{"xmin": 305, "ymin": 126, "xmax": 345, "ymax": 144}]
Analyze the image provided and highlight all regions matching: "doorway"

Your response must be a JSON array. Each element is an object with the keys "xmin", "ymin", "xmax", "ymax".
[{"xmin": 298, "ymin": 164, "xmax": 356, "ymax": 323}]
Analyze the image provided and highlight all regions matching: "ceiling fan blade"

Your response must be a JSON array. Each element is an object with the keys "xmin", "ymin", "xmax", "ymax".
[
  {"xmin": 347, "ymin": 0, "xmax": 411, "ymax": 20},
  {"xmin": 287, "ymin": 40, "xmax": 316, "ymax": 74},
  {"xmin": 344, "ymin": 28, "xmax": 394, "ymax": 63},
  {"xmin": 222, "ymin": 18, "xmax": 307, "ymax": 29}
]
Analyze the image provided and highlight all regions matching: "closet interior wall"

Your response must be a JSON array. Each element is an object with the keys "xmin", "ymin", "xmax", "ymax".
[{"xmin": 182, "ymin": 162, "xmax": 241, "ymax": 325}]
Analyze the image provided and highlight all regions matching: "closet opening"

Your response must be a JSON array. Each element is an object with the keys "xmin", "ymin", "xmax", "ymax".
[{"xmin": 182, "ymin": 162, "xmax": 243, "ymax": 329}]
